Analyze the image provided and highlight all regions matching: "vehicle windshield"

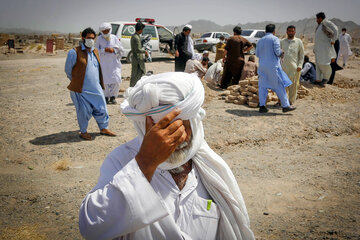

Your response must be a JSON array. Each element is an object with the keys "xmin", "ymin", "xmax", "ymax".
[
  {"xmin": 111, "ymin": 24, "xmax": 120, "ymax": 35},
  {"xmin": 241, "ymin": 30, "xmax": 253, "ymax": 37},
  {"xmin": 200, "ymin": 33, "xmax": 212, "ymax": 38}
]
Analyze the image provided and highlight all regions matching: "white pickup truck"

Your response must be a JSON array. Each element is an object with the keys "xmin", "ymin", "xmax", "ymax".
[{"xmin": 109, "ymin": 18, "xmax": 174, "ymax": 63}]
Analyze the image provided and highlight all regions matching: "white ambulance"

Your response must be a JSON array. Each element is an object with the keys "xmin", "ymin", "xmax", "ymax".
[{"xmin": 109, "ymin": 18, "xmax": 175, "ymax": 63}]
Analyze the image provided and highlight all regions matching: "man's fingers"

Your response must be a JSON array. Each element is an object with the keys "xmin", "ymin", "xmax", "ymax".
[
  {"xmin": 156, "ymin": 109, "xmax": 181, "ymax": 129},
  {"xmin": 166, "ymin": 119, "xmax": 183, "ymax": 134},
  {"xmin": 145, "ymin": 116, "xmax": 155, "ymax": 134},
  {"xmin": 169, "ymin": 125, "xmax": 186, "ymax": 142},
  {"xmin": 174, "ymin": 130, "xmax": 187, "ymax": 147}
]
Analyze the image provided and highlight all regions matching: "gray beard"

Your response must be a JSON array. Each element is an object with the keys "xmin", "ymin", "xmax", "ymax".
[{"xmin": 166, "ymin": 137, "xmax": 193, "ymax": 172}]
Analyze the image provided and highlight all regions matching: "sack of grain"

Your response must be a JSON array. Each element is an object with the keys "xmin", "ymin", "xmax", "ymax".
[
  {"xmin": 248, "ymin": 86, "xmax": 258, "ymax": 93},
  {"xmin": 230, "ymin": 91, "xmax": 240, "ymax": 96},
  {"xmin": 219, "ymin": 90, "xmax": 231, "ymax": 96},
  {"xmin": 239, "ymin": 80, "xmax": 249, "ymax": 87},
  {"xmin": 248, "ymin": 102, "xmax": 258, "ymax": 108}
]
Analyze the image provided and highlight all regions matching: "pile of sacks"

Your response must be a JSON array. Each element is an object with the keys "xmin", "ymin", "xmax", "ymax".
[{"xmin": 218, "ymin": 76, "xmax": 310, "ymax": 107}]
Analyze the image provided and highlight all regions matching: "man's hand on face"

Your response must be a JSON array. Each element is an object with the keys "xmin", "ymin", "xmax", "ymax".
[
  {"xmin": 105, "ymin": 48, "xmax": 114, "ymax": 53},
  {"xmin": 135, "ymin": 109, "xmax": 187, "ymax": 181}
]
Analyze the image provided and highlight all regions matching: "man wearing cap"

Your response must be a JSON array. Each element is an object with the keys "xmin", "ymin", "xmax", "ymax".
[
  {"xmin": 184, "ymin": 57, "xmax": 209, "ymax": 78},
  {"xmin": 174, "ymin": 25, "xmax": 193, "ymax": 72},
  {"xmin": 79, "ymin": 72, "xmax": 255, "ymax": 240},
  {"xmin": 95, "ymin": 22, "xmax": 125, "ymax": 104},
  {"xmin": 338, "ymin": 28, "xmax": 352, "ymax": 67}
]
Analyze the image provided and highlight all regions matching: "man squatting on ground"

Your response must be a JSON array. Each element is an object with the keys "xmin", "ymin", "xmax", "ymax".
[
  {"xmin": 65, "ymin": 27, "xmax": 116, "ymax": 141},
  {"xmin": 256, "ymin": 24, "xmax": 296, "ymax": 113},
  {"xmin": 95, "ymin": 22, "xmax": 125, "ymax": 105},
  {"xmin": 79, "ymin": 72, "xmax": 255, "ymax": 240}
]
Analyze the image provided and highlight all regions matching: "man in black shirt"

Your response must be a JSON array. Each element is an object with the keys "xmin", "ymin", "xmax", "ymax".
[{"xmin": 174, "ymin": 26, "xmax": 193, "ymax": 72}]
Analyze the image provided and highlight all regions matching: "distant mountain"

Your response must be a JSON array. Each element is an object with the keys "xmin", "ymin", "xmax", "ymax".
[{"xmin": 168, "ymin": 18, "xmax": 360, "ymax": 38}]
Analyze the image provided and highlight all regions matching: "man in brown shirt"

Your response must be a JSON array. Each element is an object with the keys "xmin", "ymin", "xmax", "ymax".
[{"xmin": 220, "ymin": 26, "xmax": 252, "ymax": 89}]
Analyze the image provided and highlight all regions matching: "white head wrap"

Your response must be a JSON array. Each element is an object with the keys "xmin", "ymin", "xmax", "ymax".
[
  {"xmin": 184, "ymin": 24, "xmax": 192, "ymax": 29},
  {"xmin": 121, "ymin": 72, "xmax": 205, "ymax": 170},
  {"xmin": 99, "ymin": 22, "xmax": 112, "ymax": 32},
  {"xmin": 121, "ymin": 72, "xmax": 255, "ymax": 239}
]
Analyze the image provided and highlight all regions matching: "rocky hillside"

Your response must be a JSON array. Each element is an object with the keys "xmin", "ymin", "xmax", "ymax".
[{"xmin": 168, "ymin": 18, "xmax": 360, "ymax": 38}]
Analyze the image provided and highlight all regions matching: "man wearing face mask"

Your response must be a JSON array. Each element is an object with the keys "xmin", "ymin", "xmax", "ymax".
[
  {"xmin": 338, "ymin": 28, "xmax": 352, "ymax": 67},
  {"xmin": 65, "ymin": 27, "xmax": 116, "ymax": 140},
  {"xmin": 95, "ymin": 22, "xmax": 125, "ymax": 104},
  {"xmin": 79, "ymin": 72, "xmax": 255, "ymax": 240}
]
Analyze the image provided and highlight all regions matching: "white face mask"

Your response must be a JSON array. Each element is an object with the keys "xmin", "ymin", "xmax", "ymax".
[
  {"xmin": 220, "ymin": 40, "xmax": 225, "ymax": 43},
  {"xmin": 84, "ymin": 39, "xmax": 95, "ymax": 48}
]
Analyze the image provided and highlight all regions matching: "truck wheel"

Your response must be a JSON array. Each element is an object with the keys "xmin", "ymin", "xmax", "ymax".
[
  {"xmin": 211, "ymin": 45, "xmax": 216, "ymax": 53},
  {"xmin": 126, "ymin": 51, "xmax": 133, "ymax": 63}
]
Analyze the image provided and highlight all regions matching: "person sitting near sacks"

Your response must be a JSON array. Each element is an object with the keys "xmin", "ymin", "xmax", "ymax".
[
  {"xmin": 300, "ymin": 55, "xmax": 316, "ymax": 83},
  {"xmin": 240, "ymin": 56, "xmax": 258, "ymax": 80},
  {"xmin": 184, "ymin": 57, "xmax": 209, "ymax": 79},
  {"xmin": 204, "ymin": 59, "xmax": 224, "ymax": 87}
]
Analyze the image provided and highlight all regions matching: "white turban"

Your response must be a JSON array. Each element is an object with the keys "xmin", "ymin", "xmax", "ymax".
[
  {"xmin": 121, "ymin": 72, "xmax": 255, "ymax": 240},
  {"xmin": 121, "ymin": 72, "xmax": 205, "ymax": 170},
  {"xmin": 99, "ymin": 22, "xmax": 112, "ymax": 32},
  {"xmin": 184, "ymin": 24, "xmax": 192, "ymax": 29}
]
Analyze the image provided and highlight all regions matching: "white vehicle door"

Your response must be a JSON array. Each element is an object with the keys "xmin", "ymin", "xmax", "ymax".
[
  {"xmin": 156, "ymin": 26, "xmax": 174, "ymax": 54},
  {"xmin": 117, "ymin": 24, "xmax": 135, "ymax": 56}
]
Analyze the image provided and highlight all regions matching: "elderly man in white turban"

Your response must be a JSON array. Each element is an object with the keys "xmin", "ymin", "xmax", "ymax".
[
  {"xmin": 79, "ymin": 72, "xmax": 255, "ymax": 240},
  {"xmin": 95, "ymin": 22, "xmax": 125, "ymax": 104}
]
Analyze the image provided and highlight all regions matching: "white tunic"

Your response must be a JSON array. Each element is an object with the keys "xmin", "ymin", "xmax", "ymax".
[
  {"xmin": 339, "ymin": 33, "xmax": 352, "ymax": 57},
  {"xmin": 79, "ymin": 137, "xmax": 220, "ymax": 240},
  {"xmin": 95, "ymin": 34, "xmax": 125, "ymax": 84},
  {"xmin": 314, "ymin": 20, "xmax": 338, "ymax": 65}
]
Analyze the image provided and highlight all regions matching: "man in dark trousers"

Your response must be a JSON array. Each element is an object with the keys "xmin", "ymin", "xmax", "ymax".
[
  {"xmin": 328, "ymin": 39, "xmax": 343, "ymax": 85},
  {"xmin": 220, "ymin": 26, "xmax": 253, "ymax": 89},
  {"xmin": 174, "ymin": 26, "xmax": 193, "ymax": 72},
  {"xmin": 130, "ymin": 22, "xmax": 149, "ymax": 87}
]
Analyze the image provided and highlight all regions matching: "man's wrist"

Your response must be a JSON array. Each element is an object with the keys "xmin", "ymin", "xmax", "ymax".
[{"xmin": 135, "ymin": 154, "xmax": 157, "ymax": 181}]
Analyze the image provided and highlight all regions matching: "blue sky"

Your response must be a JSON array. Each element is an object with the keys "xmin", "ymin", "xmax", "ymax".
[{"xmin": 0, "ymin": 0, "xmax": 359, "ymax": 32}]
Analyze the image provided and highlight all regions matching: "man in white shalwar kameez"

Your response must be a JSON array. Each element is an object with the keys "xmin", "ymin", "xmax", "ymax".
[
  {"xmin": 79, "ymin": 72, "xmax": 255, "ymax": 240},
  {"xmin": 281, "ymin": 25, "xmax": 304, "ymax": 106},
  {"xmin": 95, "ymin": 22, "xmax": 125, "ymax": 104},
  {"xmin": 338, "ymin": 28, "xmax": 352, "ymax": 67},
  {"xmin": 314, "ymin": 12, "xmax": 338, "ymax": 86}
]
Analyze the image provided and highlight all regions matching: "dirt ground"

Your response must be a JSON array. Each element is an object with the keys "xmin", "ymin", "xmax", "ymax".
[{"xmin": 0, "ymin": 48, "xmax": 359, "ymax": 240}]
